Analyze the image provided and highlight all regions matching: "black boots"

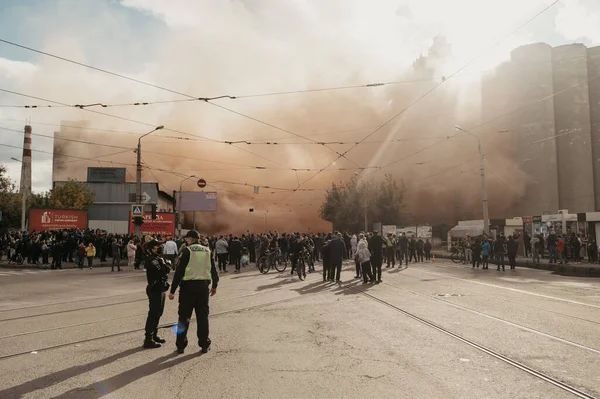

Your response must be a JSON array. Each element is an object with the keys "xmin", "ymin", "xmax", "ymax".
[
  {"xmin": 143, "ymin": 333, "xmax": 164, "ymax": 349},
  {"xmin": 153, "ymin": 334, "xmax": 166, "ymax": 344}
]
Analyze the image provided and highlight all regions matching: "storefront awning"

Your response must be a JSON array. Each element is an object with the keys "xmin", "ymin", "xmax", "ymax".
[{"xmin": 450, "ymin": 225, "xmax": 484, "ymax": 238}]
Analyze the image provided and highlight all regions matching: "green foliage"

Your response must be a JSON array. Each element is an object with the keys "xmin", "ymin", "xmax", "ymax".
[
  {"xmin": 0, "ymin": 165, "xmax": 21, "ymax": 230},
  {"xmin": 47, "ymin": 179, "xmax": 95, "ymax": 209},
  {"xmin": 319, "ymin": 174, "xmax": 405, "ymax": 232}
]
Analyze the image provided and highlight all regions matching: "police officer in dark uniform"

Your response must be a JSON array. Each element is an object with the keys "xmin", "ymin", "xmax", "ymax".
[
  {"xmin": 143, "ymin": 239, "xmax": 170, "ymax": 349},
  {"xmin": 169, "ymin": 230, "xmax": 219, "ymax": 354}
]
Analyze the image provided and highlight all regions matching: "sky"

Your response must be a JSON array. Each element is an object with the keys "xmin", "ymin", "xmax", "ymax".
[{"xmin": 0, "ymin": 0, "xmax": 599, "ymax": 227}]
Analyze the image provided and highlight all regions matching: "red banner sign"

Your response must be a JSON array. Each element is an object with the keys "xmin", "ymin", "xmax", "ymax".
[
  {"xmin": 129, "ymin": 212, "xmax": 175, "ymax": 237},
  {"xmin": 29, "ymin": 209, "xmax": 88, "ymax": 232}
]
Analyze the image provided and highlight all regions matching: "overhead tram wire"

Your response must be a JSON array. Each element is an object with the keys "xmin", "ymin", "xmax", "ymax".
[
  {"xmin": 276, "ymin": 0, "xmax": 564, "ymax": 198},
  {"xmin": 0, "ymin": 39, "xmax": 359, "ymax": 168}
]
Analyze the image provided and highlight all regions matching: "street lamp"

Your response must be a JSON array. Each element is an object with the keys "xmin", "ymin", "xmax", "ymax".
[
  {"xmin": 11, "ymin": 157, "xmax": 27, "ymax": 232},
  {"xmin": 455, "ymin": 125, "xmax": 489, "ymax": 235},
  {"xmin": 135, "ymin": 125, "xmax": 164, "ymax": 237},
  {"xmin": 178, "ymin": 174, "xmax": 196, "ymax": 237}
]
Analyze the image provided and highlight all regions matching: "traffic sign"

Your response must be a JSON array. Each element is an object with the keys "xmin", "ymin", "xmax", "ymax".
[
  {"xmin": 197, "ymin": 178, "xmax": 207, "ymax": 188},
  {"xmin": 131, "ymin": 204, "xmax": 144, "ymax": 216},
  {"xmin": 141, "ymin": 192, "xmax": 151, "ymax": 203}
]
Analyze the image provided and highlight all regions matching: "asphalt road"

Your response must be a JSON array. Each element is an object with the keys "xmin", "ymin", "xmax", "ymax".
[{"xmin": 0, "ymin": 260, "xmax": 598, "ymax": 399}]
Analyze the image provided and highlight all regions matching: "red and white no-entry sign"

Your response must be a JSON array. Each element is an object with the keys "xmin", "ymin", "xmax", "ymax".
[{"xmin": 197, "ymin": 178, "xmax": 207, "ymax": 188}]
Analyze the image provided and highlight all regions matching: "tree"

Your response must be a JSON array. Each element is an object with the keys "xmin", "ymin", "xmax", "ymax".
[
  {"xmin": 319, "ymin": 175, "xmax": 401, "ymax": 232},
  {"xmin": 373, "ymin": 174, "xmax": 406, "ymax": 226},
  {"xmin": 47, "ymin": 179, "xmax": 95, "ymax": 209},
  {"xmin": 0, "ymin": 165, "xmax": 21, "ymax": 230}
]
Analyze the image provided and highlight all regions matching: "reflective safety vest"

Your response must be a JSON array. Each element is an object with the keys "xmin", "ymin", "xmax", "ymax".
[{"xmin": 183, "ymin": 243, "xmax": 212, "ymax": 281}]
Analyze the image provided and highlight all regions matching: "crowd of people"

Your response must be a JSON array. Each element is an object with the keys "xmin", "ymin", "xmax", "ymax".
[{"xmin": 455, "ymin": 230, "xmax": 599, "ymax": 271}]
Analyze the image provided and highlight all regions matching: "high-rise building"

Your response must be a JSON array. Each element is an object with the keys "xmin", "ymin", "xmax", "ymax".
[{"xmin": 481, "ymin": 43, "xmax": 600, "ymax": 216}]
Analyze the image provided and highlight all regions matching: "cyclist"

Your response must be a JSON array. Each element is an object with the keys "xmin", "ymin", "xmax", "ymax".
[{"xmin": 290, "ymin": 235, "xmax": 306, "ymax": 279}]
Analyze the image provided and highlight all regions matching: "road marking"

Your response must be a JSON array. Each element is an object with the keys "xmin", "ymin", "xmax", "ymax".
[{"xmin": 414, "ymin": 267, "xmax": 600, "ymax": 310}]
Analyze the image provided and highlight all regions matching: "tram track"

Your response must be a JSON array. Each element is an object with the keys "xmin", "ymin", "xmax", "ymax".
[
  {"xmin": 381, "ymin": 280, "xmax": 600, "ymax": 355},
  {"xmin": 397, "ymin": 268, "xmax": 600, "ymax": 326},
  {"xmin": 350, "ymin": 286, "xmax": 598, "ymax": 399}
]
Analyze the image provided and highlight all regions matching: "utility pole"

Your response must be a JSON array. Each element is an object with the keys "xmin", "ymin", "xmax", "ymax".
[
  {"xmin": 455, "ymin": 126, "xmax": 490, "ymax": 235},
  {"xmin": 135, "ymin": 126, "xmax": 164, "ymax": 237},
  {"xmin": 364, "ymin": 197, "xmax": 368, "ymax": 232},
  {"xmin": 11, "ymin": 156, "xmax": 27, "ymax": 232}
]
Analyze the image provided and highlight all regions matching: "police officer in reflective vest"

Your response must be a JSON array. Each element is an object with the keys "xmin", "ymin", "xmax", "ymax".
[{"xmin": 169, "ymin": 230, "xmax": 219, "ymax": 354}]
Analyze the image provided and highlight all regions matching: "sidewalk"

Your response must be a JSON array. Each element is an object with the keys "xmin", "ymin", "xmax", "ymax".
[{"xmin": 431, "ymin": 250, "xmax": 600, "ymax": 277}]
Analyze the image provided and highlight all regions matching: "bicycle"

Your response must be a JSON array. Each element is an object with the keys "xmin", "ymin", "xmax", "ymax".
[
  {"xmin": 450, "ymin": 247, "xmax": 466, "ymax": 264},
  {"xmin": 258, "ymin": 250, "xmax": 287, "ymax": 274}
]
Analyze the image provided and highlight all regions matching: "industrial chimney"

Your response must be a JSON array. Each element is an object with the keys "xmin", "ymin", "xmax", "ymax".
[
  {"xmin": 19, "ymin": 125, "xmax": 32, "ymax": 196},
  {"xmin": 19, "ymin": 125, "xmax": 32, "ymax": 231}
]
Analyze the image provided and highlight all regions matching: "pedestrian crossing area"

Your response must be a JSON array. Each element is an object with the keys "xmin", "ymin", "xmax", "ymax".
[{"xmin": 0, "ymin": 269, "xmax": 70, "ymax": 277}]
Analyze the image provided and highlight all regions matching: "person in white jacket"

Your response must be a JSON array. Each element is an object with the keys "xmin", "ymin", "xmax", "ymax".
[
  {"xmin": 127, "ymin": 240, "xmax": 137, "ymax": 270},
  {"xmin": 357, "ymin": 234, "xmax": 375, "ymax": 284}
]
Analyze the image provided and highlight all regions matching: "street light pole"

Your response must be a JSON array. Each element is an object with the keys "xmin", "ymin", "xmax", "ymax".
[
  {"xmin": 178, "ymin": 175, "xmax": 196, "ymax": 237},
  {"xmin": 135, "ymin": 126, "xmax": 164, "ymax": 237},
  {"xmin": 11, "ymin": 157, "xmax": 26, "ymax": 232},
  {"xmin": 455, "ymin": 126, "xmax": 489, "ymax": 235}
]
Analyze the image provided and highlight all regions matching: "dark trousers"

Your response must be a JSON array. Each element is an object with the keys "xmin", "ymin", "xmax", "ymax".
[
  {"xmin": 323, "ymin": 262, "xmax": 333, "ymax": 281},
  {"xmin": 482, "ymin": 255, "xmax": 489, "ymax": 269},
  {"xmin": 52, "ymin": 256, "xmax": 62, "ymax": 269},
  {"xmin": 354, "ymin": 259, "xmax": 361, "ymax": 277},
  {"xmin": 232, "ymin": 255, "xmax": 241, "ymax": 271},
  {"xmin": 399, "ymin": 250, "xmax": 409, "ymax": 265},
  {"xmin": 417, "ymin": 249, "xmax": 424, "ymax": 262},
  {"xmin": 112, "ymin": 256, "xmax": 121, "ymax": 271},
  {"xmin": 217, "ymin": 254, "xmax": 228, "ymax": 271},
  {"xmin": 386, "ymin": 248, "xmax": 395, "ymax": 267},
  {"xmin": 371, "ymin": 257, "xmax": 382, "ymax": 281},
  {"xmin": 361, "ymin": 261, "xmax": 373, "ymax": 283},
  {"xmin": 42, "ymin": 252, "xmax": 49, "ymax": 264},
  {"xmin": 409, "ymin": 250, "xmax": 417, "ymax": 262},
  {"xmin": 144, "ymin": 286, "xmax": 165, "ymax": 338},
  {"xmin": 508, "ymin": 253, "xmax": 516, "ymax": 269},
  {"xmin": 497, "ymin": 254, "xmax": 505, "ymax": 270},
  {"xmin": 249, "ymin": 248, "xmax": 256, "ymax": 263},
  {"xmin": 87, "ymin": 256, "xmax": 93, "ymax": 268},
  {"xmin": 425, "ymin": 249, "xmax": 431, "ymax": 261},
  {"xmin": 176, "ymin": 281, "xmax": 210, "ymax": 350},
  {"xmin": 333, "ymin": 262, "xmax": 342, "ymax": 281}
]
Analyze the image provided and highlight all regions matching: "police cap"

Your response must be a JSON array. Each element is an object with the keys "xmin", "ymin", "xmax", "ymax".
[{"xmin": 185, "ymin": 230, "xmax": 200, "ymax": 239}]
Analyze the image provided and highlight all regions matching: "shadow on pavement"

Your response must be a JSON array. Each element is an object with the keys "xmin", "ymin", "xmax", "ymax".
[
  {"xmin": 52, "ymin": 351, "xmax": 201, "ymax": 399},
  {"xmin": 291, "ymin": 280, "xmax": 332, "ymax": 295},
  {"xmin": 0, "ymin": 347, "xmax": 143, "ymax": 399},
  {"xmin": 255, "ymin": 277, "xmax": 297, "ymax": 291}
]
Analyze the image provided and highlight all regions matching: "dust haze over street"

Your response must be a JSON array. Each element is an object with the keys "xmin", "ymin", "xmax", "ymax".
[{"xmin": 0, "ymin": 261, "xmax": 599, "ymax": 399}]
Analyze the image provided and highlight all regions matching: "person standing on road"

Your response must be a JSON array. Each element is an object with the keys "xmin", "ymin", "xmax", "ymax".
[
  {"xmin": 424, "ymin": 239, "xmax": 432, "ymax": 262},
  {"xmin": 494, "ymin": 235, "xmax": 506, "ymax": 271},
  {"xmin": 531, "ymin": 234, "xmax": 541, "ymax": 265},
  {"xmin": 507, "ymin": 235, "xmax": 518, "ymax": 270},
  {"xmin": 111, "ymin": 239, "xmax": 122, "ymax": 272},
  {"xmin": 215, "ymin": 235, "xmax": 229, "ymax": 273},
  {"xmin": 398, "ymin": 233, "xmax": 409, "ymax": 266},
  {"xmin": 385, "ymin": 233, "xmax": 395, "ymax": 268},
  {"xmin": 329, "ymin": 232, "xmax": 347, "ymax": 282},
  {"xmin": 85, "ymin": 242, "xmax": 96, "ymax": 269},
  {"xmin": 369, "ymin": 231, "xmax": 385, "ymax": 281},
  {"xmin": 480, "ymin": 239, "xmax": 491, "ymax": 269},
  {"xmin": 163, "ymin": 236, "xmax": 178, "ymax": 266},
  {"xmin": 472, "ymin": 237, "xmax": 481, "ymax": 268},
  {"xmin": 357, "ymin": 234, "xmax": 374, "ymax": 284},
  {"xmin": 463, "ymin": 233, "xmax": 472, "ymax": 264},
  {"xmin": 143, "ymin": 239, "xmax": 170, "ymax": 349},
  {"xmin": 169, "ymin": 230, "xmax": 219, "ymax": 354},
  {"xmin": 416, "ymin": 237, "xmax": 424, "ymax": 263},
  {"xmin": 229, "ymin": 236, "xmax": 243, "ymax": 273},
  {"xmin": 127, "ymin": 240, "xmax": 137, "ymax": 270}
]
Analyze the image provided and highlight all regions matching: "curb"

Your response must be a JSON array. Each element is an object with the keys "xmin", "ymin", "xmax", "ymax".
[
  {"xmin": 431, "ymin": 252, "xmax": 600, "ymax": 278},
  {"xmin": 0, "ymin": 261, "xmax": 126, "ymax": 270}
]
